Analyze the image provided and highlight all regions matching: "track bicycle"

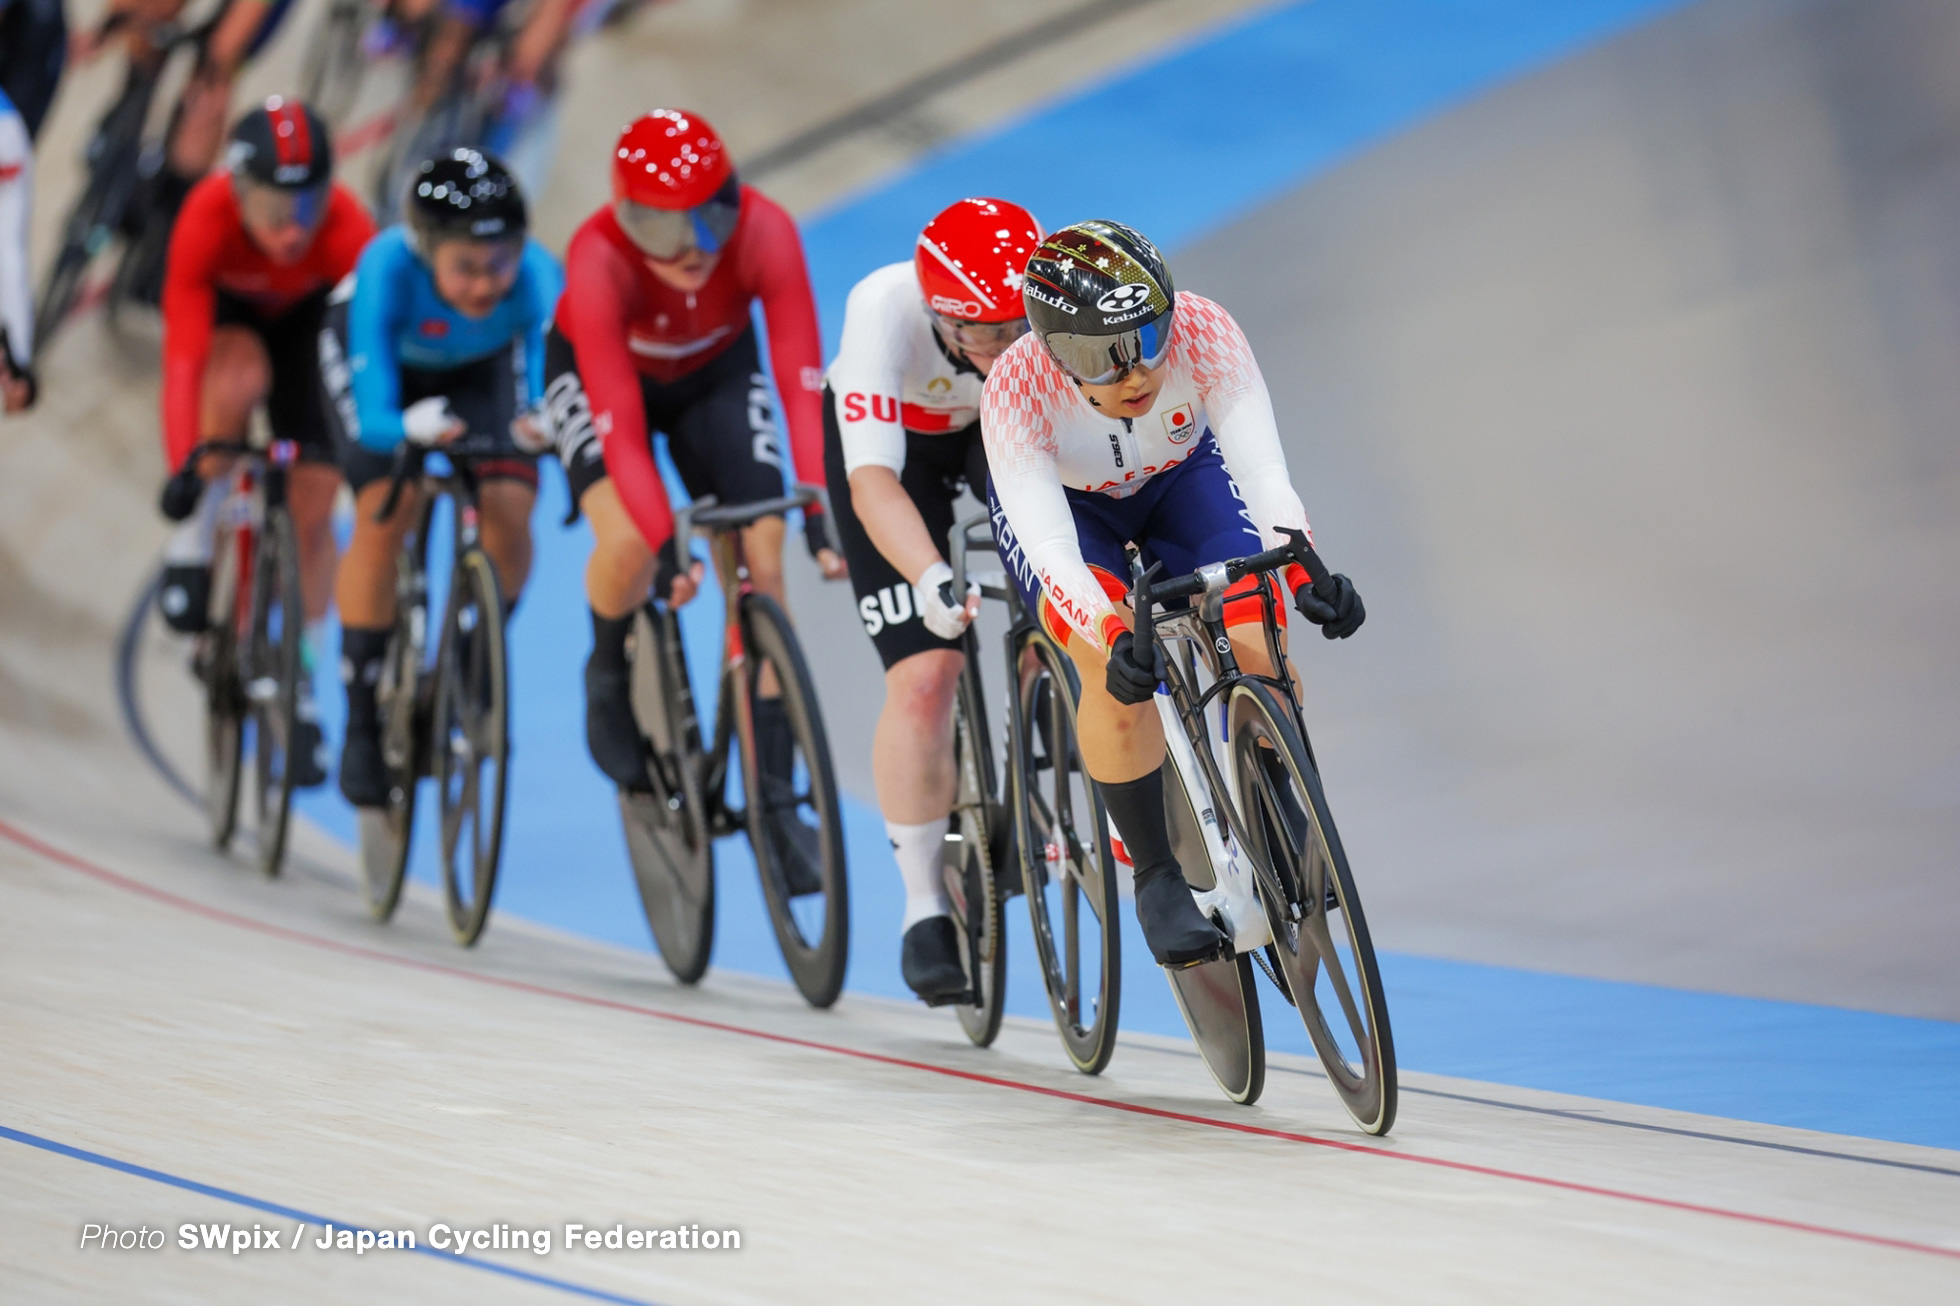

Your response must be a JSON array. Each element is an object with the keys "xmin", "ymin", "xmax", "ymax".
[
  {"xmin": 188, "ymin": 437, "xmax": 307, "ymax": 878},
  {"xmin": 1126, "ymin": 531, "xmax": 1397, "ymax": 1131},
  {"xmin": 943, "ymin": 511, "xmax": 1124, "ymax": 1074},
  {"xmin": 618, "ymin": 489, "xmax": 849, "ymax": 1008},
  {"xmin": 34, "ymin": 14, "xmax": 214, "ymax": 356},
  {"xmin": 357, "ymin": 437, "xmax": 513, "ymax": 946}
]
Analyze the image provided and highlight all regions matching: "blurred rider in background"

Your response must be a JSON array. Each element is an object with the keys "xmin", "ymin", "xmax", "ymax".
[
  {"xmin": 73, "ymin": 0, "xmax": 302, "ymax": 298},
  {"xmin": 545, "ymin": 108, "xmax": 842, "ymax": 875},
  {"xmin": 0, "ymin": 84, "xmax": 35, "ymax": 412},
  {"xmin": 822, "ymin": 197, "xmax": 1042, "ymax": 1002},
  {"xmin": 320, "ymin": 148, "xmax": 561, "ymax": 807},
  {"xmin": 155, "ymin": 98, "xmax": 375, "ymax": 787}
]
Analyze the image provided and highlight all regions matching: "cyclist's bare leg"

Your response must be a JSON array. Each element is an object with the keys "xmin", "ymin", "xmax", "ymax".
[
  {"xmin": 477, "ymin": 479, "xmax": 536, "ymax": 602},
  {"xmin": 164, "ymin": 0, "xmax": 270, "ymax": 178},
  {"xmin": 873, "ymin": 649, "xmax": 962, "ymax": 822},
  {"xmin": 336, "ymin": 480, "xmax": 425, "ymax": 628},
  {"xmin": 287, "ymin": 463, "xmax": 342, "ymax": 624},
  {"xmin": 198, "ymin": 326, "xmax": 269, "ymax": 454},
  {"xmin": 580, "ymin": 479, "xmax": 661, "ymax": 617},
  {"xmin": 1065, "ymin": 616, "xmax": 1282, "ymax": 783},
  {"xmin": 411, "ymin": 16, "xmax": 476, "ymax": 113}
]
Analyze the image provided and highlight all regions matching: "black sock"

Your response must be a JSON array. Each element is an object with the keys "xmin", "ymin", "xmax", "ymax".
[
  {"xmin": 753, "ymin": 696, "xmax": 792, "ymax": 783},
  {"xmin": 589, "ymin": 608, "xmax": 633, "ymax": 675},
  {"xmin": 340, "ymin": 625, "xmax": 391, "ymax": 735},
  {"xmin": 1098, "ymin": 769, "xmax": 1179, "ymax": 889}
]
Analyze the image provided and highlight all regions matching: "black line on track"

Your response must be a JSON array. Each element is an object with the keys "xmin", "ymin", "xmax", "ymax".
[
  {"xmin": 115, "ymin": 566, "xmax": 200, "ymax": 805},
  {"xmin": 1126, "ymin": 1040, "xmax": 1960, "ymax": 1179},
  {"xmin": 742, "ymin": 0, "xmax": 1169, "ymax": 179}
]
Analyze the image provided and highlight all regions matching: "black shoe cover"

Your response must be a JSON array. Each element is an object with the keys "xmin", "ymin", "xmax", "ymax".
[
  {"xmin": 1133, "ymin": 864, "xmax": 1222, "ymax": 967},
  {"xmin": 753, "ymin": 698, "xmax": 822, "ymax": 895},
  {"xmin": 157, "ymin": 563, "xmax": 210, "ymax": 634},
  {"xmin": 901, "ymin": 916, "xmax": 968, "ymax": 1005},
  {"xmin": 338, "ymin": 727, "xmax": 390, "ymax": 808},
  {"xmin": 291, "ymin": 716, "xmax": 328, "ymax": 789},
  {"xmin": 584, "ymin": 657, "xmax": 647, "ymax": 790}
]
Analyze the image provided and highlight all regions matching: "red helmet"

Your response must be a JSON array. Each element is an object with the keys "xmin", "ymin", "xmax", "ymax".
[
  {"xmin": 915, "ymin": 197, "xmax": 1042, "ymax": 325},
  {"xmin": 612, "ymin": 109, "xmax": 732, "ymax": 210}
]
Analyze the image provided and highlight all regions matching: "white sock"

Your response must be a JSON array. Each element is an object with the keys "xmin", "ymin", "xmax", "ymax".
[
  {"xmin": 889, "ymin": 816, "xmax": 952, "ymax": 931},
  {"xmin": 161, "ymin": 481, "xmax": 225, "ymax": 565}
]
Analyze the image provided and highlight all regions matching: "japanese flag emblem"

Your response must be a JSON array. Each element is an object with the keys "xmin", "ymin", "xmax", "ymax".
[{"xmin": 1163, "ymin": 403, "xmax": 1197, "ymax": 444}]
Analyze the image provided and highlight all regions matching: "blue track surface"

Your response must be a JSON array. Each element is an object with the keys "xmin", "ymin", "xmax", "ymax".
[{"xmin": 296, "ymin": 0, "xmax": 1960, "ymax": 1152}]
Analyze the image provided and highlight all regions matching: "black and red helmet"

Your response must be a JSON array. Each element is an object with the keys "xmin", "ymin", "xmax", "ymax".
[{"xmin": 226, "ymin": 96, "xmax": 333, "ymax": 191}]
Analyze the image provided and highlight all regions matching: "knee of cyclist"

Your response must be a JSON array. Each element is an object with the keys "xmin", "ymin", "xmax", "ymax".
[{"xmin": 886, "ymin": 655, "xmax": 961, "ymax": 722}]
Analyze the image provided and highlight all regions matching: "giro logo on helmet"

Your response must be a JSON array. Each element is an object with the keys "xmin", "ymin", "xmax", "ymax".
[
  {"xmin": 1096, "ymin": 283, "xmax": 1154, "ymax": 313},
  {"xmin": 929, "ymin": 294, "xmax": 985, "ymax": 317}
]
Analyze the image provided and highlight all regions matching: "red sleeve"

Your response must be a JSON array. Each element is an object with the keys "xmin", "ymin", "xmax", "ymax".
[
  {"xmin": 740, "ymin": 193, "xmax": 826, "ymax": 500},
  {"xmin": 159, "ymin": 180, "xmax": 229, "ymax": 472},
  {"xmin": 315, "ymin": 186, "xmax": 378, "ymax": 282},
  {"xmin": 561, "ymin": 226, "xmax": 674, "ymax": 554}
]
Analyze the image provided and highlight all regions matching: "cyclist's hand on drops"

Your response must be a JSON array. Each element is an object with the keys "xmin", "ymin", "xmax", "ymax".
[
  {"xmin": 913, "ymin": 561, "xmax": 979, "ymax": 639},
  {"xmin": 1294, "ymin": 572, "xmax": 1365, "ymax": 639},
  {"xmin": 159, "ymin": 463, "xmax": 205, "ymax": 522},
  {"xmin": 801, "ymin": 508, "xmax": 848, "ymax": 579},
  {"xmin": 654, "ymin": 535, "xmax": 705, "ymax": 608},
  {"xmin": 403, "ymin": 397, "xmax": 465, "ymax": 447},
  {"xmin": 1105, "ymin": 630, "xmax": 1162, "ymax": 705}
]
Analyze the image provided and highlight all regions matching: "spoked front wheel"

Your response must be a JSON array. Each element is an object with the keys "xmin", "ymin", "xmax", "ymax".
[
  {"xmin": 946, "ymin": 666, "xmax": 1005, "ymax": 1047},
  {"xmin": 622, "ymin": 603, "xmax": 716, "ymax": 984},
  {"xmin": 1231, "ymin": 681, "xmax": 1396, "ymax": 1135},
  {"xmin": 244, "ymin": 506, "xmax": 305, "ymax": 878},
  {"xmin": 202, "ymin": 516, "xmax": 248, "ymax": 849},
  {"xmin": 432, "ymin": 548, "xmax": 508, "ymax": 946},
  {"xmin": 358, "ymin": 522, "xmax": 431, "ymax": 921},
  {"xmin": 1012, "ymin": 633, "xmax": 1121, "ymax": 1075},
  {"xmin": 738, "ymin": 594, "xmax": 848, "ymax": 1009}
]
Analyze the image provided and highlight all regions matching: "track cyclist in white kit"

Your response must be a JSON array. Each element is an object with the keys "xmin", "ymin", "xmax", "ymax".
[
  {"xmin": 983, "ymin": 219, "xmax": 1366, "ymax": 967},
  {"xmin": 822, "ymin": 197, "xmax": 1043, "ymax": 1003}
]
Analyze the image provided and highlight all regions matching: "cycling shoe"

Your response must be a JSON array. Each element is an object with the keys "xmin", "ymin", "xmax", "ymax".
[
  {"xmin": 1133, "ymin": 863, "xmax": 1223, "ymax": 967},
  {"xmin": 584, "ymin": 658, "xmax": 647, "ymax": 790},
  {"xmin": 901, "ymin": 916, "xmax": 969, "ymax": 1006},
  {"xmin": 338, "ymin": 726, "xmax": 390, "ymax": 808},
  {"xmin": 157, "ymin": 563, "xmax": 210, "ymax": 634},
  {"xmin": 291, "ymin": 697, "xmax": 328, "ymax": 789}
]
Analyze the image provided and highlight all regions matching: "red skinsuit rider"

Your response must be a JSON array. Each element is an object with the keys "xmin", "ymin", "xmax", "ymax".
[
  {"xmin": 160, "ymin": 172, "xmax": 374, "ymax": 471},
  {"xmin": 554, "ymin": 191, "xmax": 824, "ymax": 555}
]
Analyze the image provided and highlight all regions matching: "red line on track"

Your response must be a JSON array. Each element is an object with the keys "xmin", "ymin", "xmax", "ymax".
[{"xmin": 5, "ymin": 816, "xmax": 1956, "ymax": 1264}]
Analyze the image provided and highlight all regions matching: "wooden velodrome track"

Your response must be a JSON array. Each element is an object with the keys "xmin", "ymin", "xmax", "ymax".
[{"xmin": 4, "ymin": 0, "xmax": 1959, "ymax": 1301}]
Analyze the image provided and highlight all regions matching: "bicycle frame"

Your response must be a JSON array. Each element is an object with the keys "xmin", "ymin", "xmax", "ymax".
[{"xmin": 1135, "ymin": 548, "xmax": 1325, "ymax": 937}]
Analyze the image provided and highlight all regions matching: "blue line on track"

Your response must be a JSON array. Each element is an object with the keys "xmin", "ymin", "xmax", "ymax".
[
  {"xmin": 0, "ymin": 1125, "xmax": 661, "ymax": 1305},
  {"xmin": 279, "ymin": 0, "xmax": 1960, "ymax": 1154}
]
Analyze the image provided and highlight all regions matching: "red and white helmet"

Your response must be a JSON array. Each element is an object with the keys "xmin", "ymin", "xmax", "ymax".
[
  {"xmin": 612, "ymin": 109, "xmax": 731, "ymax": 210},
  {"xmin": 915, "ymin": 198, "xmax": 1043, "ymax": 324}
]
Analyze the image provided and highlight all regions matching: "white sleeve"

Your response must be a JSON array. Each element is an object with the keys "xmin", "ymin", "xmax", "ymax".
[
  {"xmin": 1179, "ymin": 293, "xmax": 1311, "ymax": 550},
  {"xmin": 827, "ymin": 266, "xmax": 909, "ymax": 476},
  {"xmin": 0, "ymin": 110, "xmax": 32, "ymax": 368},
  {"xmin": 983, "ymin": 339, "xmax": 1127, "ymax": 653}
]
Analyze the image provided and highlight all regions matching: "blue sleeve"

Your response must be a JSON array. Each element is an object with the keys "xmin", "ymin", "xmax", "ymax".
[
  {"xmin": 519, "ymin": 240, "xmax": 563, "ymax": 407},
  {"xmin": 348, "ymin": 232, "xmax": 410, "ymax": 451}
]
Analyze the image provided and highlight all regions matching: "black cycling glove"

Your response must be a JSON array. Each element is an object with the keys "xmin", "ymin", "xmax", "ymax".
[
  {"xmin": 1105, "ymin": 631, "xmax": 1162, "ymax": 705},
  {"xmin": 803, "ymin": 507, "xmax": 836, "ymax": 560},
  {"xmin": 159, "ymin": 465, "xmax": 205, "ymax": 522},
  {"xmin": 1294, "ymin": 572, "xmax": 1365, "ymax": 640},
  {"xmin": 653, "ymin": 535, "xmax": 687, "ymax": 605}
]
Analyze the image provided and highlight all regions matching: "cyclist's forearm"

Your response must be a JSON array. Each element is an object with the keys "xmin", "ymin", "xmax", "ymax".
[
  {"xmin": 992, "ymin": 462, "xmax": 1125, "ymax": 652},
  {"xmin": 848, "ymin": 466, "xmax": 943, "ymax": 584}
]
